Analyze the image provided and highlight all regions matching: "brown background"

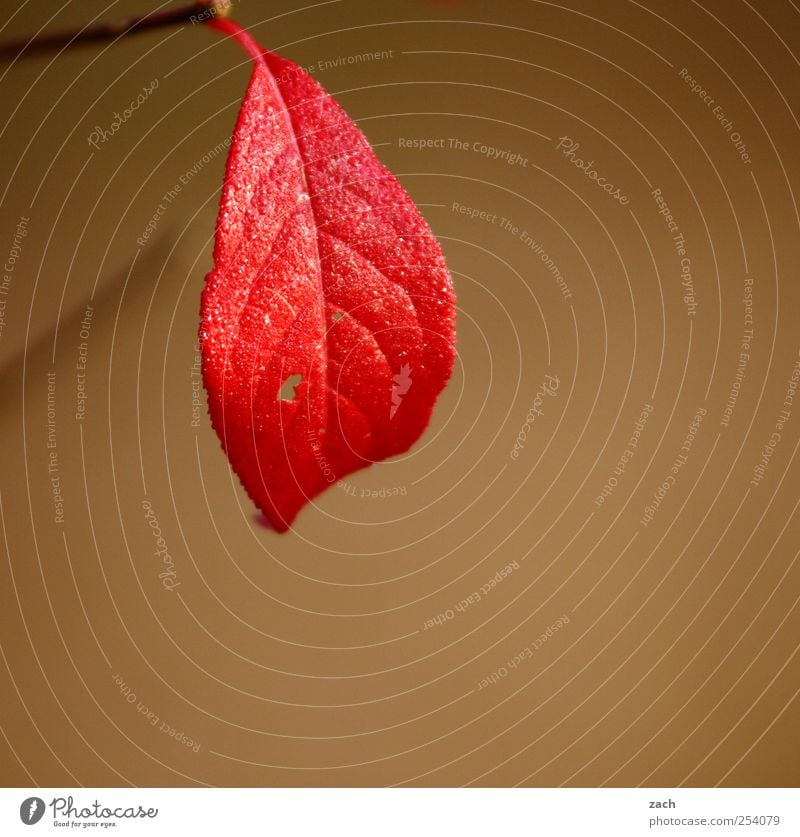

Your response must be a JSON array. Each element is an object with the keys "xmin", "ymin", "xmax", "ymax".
[{"xmin": 0, "ymin": 0, "xmax": 799, "ymax": 787}]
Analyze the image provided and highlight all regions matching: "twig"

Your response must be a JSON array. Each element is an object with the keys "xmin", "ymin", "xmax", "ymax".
[{"xmin": 0, "ymin": 1, "xmax": 231, "ymax": 60}]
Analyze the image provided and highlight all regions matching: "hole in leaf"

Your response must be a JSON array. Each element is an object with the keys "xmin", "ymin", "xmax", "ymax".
[{"xmin": 278, "ymin": 373, "xmax": 303, "ymax": 401}]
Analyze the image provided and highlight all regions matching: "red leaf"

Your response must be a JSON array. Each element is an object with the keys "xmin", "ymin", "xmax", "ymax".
[{"xmin": 200, "ymin": 19, "xmax": 457, "ymax": 532}]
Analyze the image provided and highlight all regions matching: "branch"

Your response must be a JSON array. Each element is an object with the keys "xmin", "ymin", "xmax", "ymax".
[{"xmin": 0, "ymin": 1, "xmax": 231, "ymax": 60}]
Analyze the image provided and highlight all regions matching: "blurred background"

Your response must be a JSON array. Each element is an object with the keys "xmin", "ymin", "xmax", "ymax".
[{"xmin": 0, "ymin": 0, "xmax": 798, "ymax": 786}]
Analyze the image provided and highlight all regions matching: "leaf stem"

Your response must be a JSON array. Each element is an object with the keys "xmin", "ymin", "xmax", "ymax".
[
  {"xmin": 0, "ymin": 1, "xmax": 232, "ymax": 60},
  {"xmin": 208, "ymin": 15, "xmax": 265, "ymax": 65}
]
